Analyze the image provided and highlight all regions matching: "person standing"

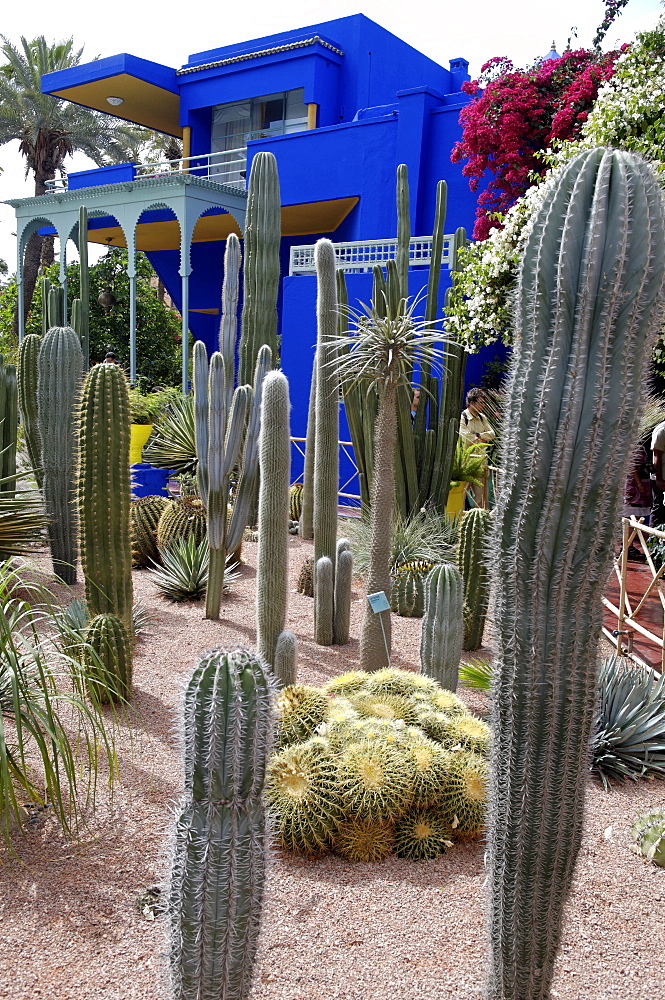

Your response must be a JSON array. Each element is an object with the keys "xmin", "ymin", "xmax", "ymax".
[{"xmin": 459, "ymin": 387, "xmax": 495, "ymax": 508}]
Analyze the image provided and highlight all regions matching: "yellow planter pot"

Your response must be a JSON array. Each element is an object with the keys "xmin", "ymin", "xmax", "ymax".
[
  {"xmin": 446, "ymin": 482, "xmax": 466, "ymax": 517},
  {"xmin": 130, "ymin": 424, "xmax": 154, "ymax": 465}
]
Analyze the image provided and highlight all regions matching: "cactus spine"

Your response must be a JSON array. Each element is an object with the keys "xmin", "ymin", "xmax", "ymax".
[
  {"xmin": 419, "ymin": 563, "xmax": 464, "ymax": 692},
  {"xmin": 256, "ymin": 371, "xmax": 291, "ymax": 666},
  {"xmin": 457, "ymin": 508, "xmax": 492, "ymax": 650},
  {"xmin": 239, "ymin": 151, "xmax": 281, "ymax": 386},
  {"xmin": 487, "ymin": 149, "xmax": 665, "ymax": 1000},
  {"xmin": 313, "ymin": 239, "xmax": 340, "ymax": 644},
  {"xmin": 17, "ymin": 335, "xmax": 42, "ymax": 488},
  {"xmin": 78, "ymin": 363, "xmax": 134, "ymax": 628},
  {"xmin": 333, "ymin": 541, "xmax": 353, "ymax": 645},
  {"xmin": 168, "ymin": 647, "xmax": 274, "ymax": 1000},
  {"xmin": 38, "ymin": 327, "xmax": 84, "ymax": 583},
  {"xmin": 314, "ymin": 556, "xmax": 334, "ymax": 646}
]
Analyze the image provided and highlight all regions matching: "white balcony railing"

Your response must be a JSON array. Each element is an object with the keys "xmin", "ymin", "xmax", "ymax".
[
  {"xmin": 289, "ymin": 235, "xmax": 458, "ymax": 275},
  {"xmin": 44, "ymin": 148, "xmax": 249, "ymax": 192}
]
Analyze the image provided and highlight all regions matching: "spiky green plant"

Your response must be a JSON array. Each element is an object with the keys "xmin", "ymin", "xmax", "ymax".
[
  {"xmin": 256, "ymin": 371, "xmax": 290, "ymax": 665},
  {"xmin": 0, "ymin": 479, "xmax": 46, "ymax": 560},
  {"xmin": 458, "ymin": 657, "xmax": 493, "ymax": 692},
  {"xmin": 336, "ymin": 739, "xmax": 415, "ymax": 820},
  {"xmin": 0, "ymin": 572, "xmax": 114, "ymax": 841},
  {"xmin": 275, "ymin": 684, "xmax": 330, "ymax": 747},
  {"xmin": 457, "ymin": 507, "xmax": 492, "ymax": 650},
  {"xmin": 442, "ymin": 714, "xmax": 492, "ymax": 756},
  {"xmin": 420, "ymin": 562, "xmax": 464, "ymax": 692},
  {"xmin": 348, "ymin": 692, "xmax": 421, "ymax": 726},
  {"xmin": 168, "ymin": 647, "xmax": 274, "ymax": 1000},
  {"xmin": 590, "ymin": 656, "xmax": 665, "ymax": 789},
  {"xmin": 390, "ymin": 560, "xmax": 435, "ymax": 618},
  {"xmin": 323, "ymin": 671, "xmax": 370, "ymax": 697},
  {"xmin": 156, "ymin": 496, "xmax": 207, "ymax": 551},
  {"xmin": 487, "ymin": 148, "xmax": 665, "ymax": 1000},
  {"xmin": 333, "ymin": 816, "xmax": 395, "ymax": 862},
  {"xmin": 333, "ymin": 543, "xmax": 353, "ymax": 645},
  {"xmin": 274, "ymin": 630, "xmax": 298, "ymax": 687},
  {"xmin": 266, "ymin": 737, "xmax": 343, "ymax": 855},
  {"xmin": 289, "ymin": 483, "xmax": 303, "ymax": 522},
  {"xmin": 365, "ymin": 668, "xmax": 439, "ymax": 699},
  {"xmin": 83, "ymin": 613, "xmax": 132, "ymax": 705},
  {"xmin": 347, "ymin": 503, "xmax": 458, "ymax": 580},
  {"xmin": 143, "ymin": 394, "xmax": 196, "ymax": 474},
  {"xmin": 440, "ymin": 749, "xmax": 488, "ymax": 837},
  {"xmin": 407, "ymin": 738, "xmax": 452, "ymax": 807},
  {"xmin": 17, "ymin": 334, "xmax": 42, "ymax": 488},
  {"xmin": 394, "ymin": 808, "xmax": 452, "ymax": 860},
  {"xmin": 297, "ymin": 556, "xmax": 314, "ymax": 597},
  {"xmin": 149, "ymin": 535, "xmax": 212, "ymax": 602},
  {"xmin": 333, "ymin": 292, "xmax": 444, "ymax": 670},
  {"xmin": 130, "ymin": 495, "xmax": 170, "ymax": 568},
  {"xmin": 630, "ymin": 809, "xmax": 665, "ymax": 867}
]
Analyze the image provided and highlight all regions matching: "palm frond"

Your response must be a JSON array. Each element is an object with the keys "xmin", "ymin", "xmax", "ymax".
[{"xmin": 459, "ymin": 658, "xmax": 493, "ymax": 692}]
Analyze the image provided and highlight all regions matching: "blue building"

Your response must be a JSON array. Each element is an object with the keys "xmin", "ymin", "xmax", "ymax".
[{"xmin": 6, "ymin": 14, "xmax": 488, "ymax": 484}]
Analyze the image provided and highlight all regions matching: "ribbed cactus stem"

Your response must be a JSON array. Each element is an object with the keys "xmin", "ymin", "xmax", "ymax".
[
  {"xmin": 419, "ymin": 562, "xmax": 464, "ymax": 691},
  {"xmin": 487, "ymin": 148, "xmax": 665, "ymax": 1000},
  {"xmin": 169, "ymin": 647, "xmax": 274, "ymax": 1000},
  {"xmin": 239, "ymin": 151, "xmax": 281, "ymax": 386},
  {"xmin": 274, "ymin": 630, "xmax": 298, "ymax": 687},
  {"xmin": 313, "ymin": 239, "xmax": 339, "ymax": 643},
  {"xmin": 0, "ymin": 360, "xmax": 17, "ymax": 496},
  {"xmin": 256, "ymin": 371, "xmax": 290, "ymax": 666},
  {"xmin": 78, "ymin": 205, "xmax": 90, "ymax": 368},
  {"xmin": 333, "ymin": 546, "xmax": 353, "ymax": 646},
  {"xmin": 458, "ymin": 508, "xmax": 492, "ymax": 650},
  {"xmin": 18, "ymin": 334, "xmax": 42, "ymax": 487},
  {"xmin": 78, "ymin": 363, "xmax": 134, "ymax": 628},
  {"xmin": 40, "ymin": 277, "xmax": 50, "ymax": 337},
  {"xmin": 204, "ymin": 352, "xmax": 228, "ymax": 620},
  {"xmin": 85, "ymin": 613, "xmax": 132, "ymax": 705},
  {"xmin": 38, "ymin": 326, "xmax": 84, "ymax": 584},
  {"xmin": 219, "ymin": 232, "xmax": 241, "ymax": 410},
  {"xmin": 48, "ymin": 287, "xmax": 64, "ymax": 328},
  {"xmin": 193, "ymin": 340, "xmax": 209, "ymax": 507},
  {"xmin": 299, "ymin": 349, "xmax": 317, "ymax": 540},
  {"xmin": 314, "ymin": 555, "xmax": 334, "ymax": 646},
  {"xmin": 396, "ymin": 163, "xmax": 410, "ymax": 302}
]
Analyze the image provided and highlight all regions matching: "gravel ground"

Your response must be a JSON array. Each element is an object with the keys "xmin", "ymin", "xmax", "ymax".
[{"xmin": 1, "ymin": 532, "xmax": 664, "ymax": 1000}]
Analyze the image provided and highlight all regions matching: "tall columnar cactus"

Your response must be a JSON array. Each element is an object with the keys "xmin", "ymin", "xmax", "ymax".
[
  {"xmin": 457, "ymin": 508, "xmax": 492, "ymax": 650},
  {"xmin": 256, "ymin": 371, "xmax": 291, "ymax": 666},
  {"xmin": 38, "ymin": 327, "xmax": 84, "ymax": 584},
  {"xmin": 78, "ymin": 205, "xmax": 90, "ymax": 368},
  {"xmin": 0, "ymin": 357, "xmax": 17, "ymax": 497},
  {"xmin": 239, "ymin": 151, "xmax": 281, "ymax": 387},
  {"xmin": 313, "ymin": 239, "xmax": 339, "ymax": 644},
  {"xmin": 18, "ymin": 334, "xmax": 42, "ymax": 487},
  {"xmin": 419, "ymin": 562, "xmax": 464, "ymax": 692},
  {"xmin": 487, "ymin": 148, "xmax": 665, "ymax": 1000},
  {"xmin": 299, "ymin": 349, "xmax": 317, "ymax": 540},
  {"xmin": 168, "ymin": 647, "xmax": 274, "ymax": 1000},
  {"xmin": 274, "ymin": 630, "xmax": 298, "ymax": 687},
  {"xmin": 333, "ymin": 541, "xmax": 353, "ymax": 646},
  {"xmin": 314, "ymin": 556, "xmax": 334, "ymax": 646},
  {"xmin": 78, "ymin": 362, "xmax": 134, "ymax": 627}
]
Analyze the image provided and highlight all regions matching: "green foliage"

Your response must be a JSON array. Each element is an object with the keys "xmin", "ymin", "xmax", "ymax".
[
  {"xmin": 0, "ymin": 476, "xmax": 45, "ymax": 559},
  {"xmin": 347, "ymin": 504, "xmax": 458, "ymax": 581},
  {"xmin": 590, "ymin": 656, "xmax": 665, "ymax": 789},
  {"xmin": 84, "ymin": 613, "xmax": 132, "ymax": 705},
  {"xmin": 130, "ymin": 495, "xmax": 170, "ymax": 568},
  {"xmin": 143, "ymin": 394, "xmax": 196, "ymax": 474},
  {"xmin": 0, "ymin": 563, "xmax": 114, "ymax": 841},
  {"xmin": 156, "ymin": 496, "xmax": 207, "ymax": 550},
  {"xmin": 127, "ymin": 385, "xmax": 180, "ymax": 424},
  {"xmin": 0, "ymin": 250, "xmax": 182, "ymax": 385},
  {"xmin": 149, "ymin": 535, "xmax": 209, "ymax": 602}
]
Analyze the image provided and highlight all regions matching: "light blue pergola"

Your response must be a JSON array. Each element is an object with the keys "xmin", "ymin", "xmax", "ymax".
[{"xmin": 5, "ymin": 173, "xmax": 247, "ymax": 392}]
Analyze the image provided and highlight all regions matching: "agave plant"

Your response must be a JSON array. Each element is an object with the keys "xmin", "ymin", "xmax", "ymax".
[
  {"xmin": 590, "ymin": 656, "xmax": 665, "ymax": 790},
  {"xmin": 143, "ymin": 395, "xmax": 197, "ymax": 475},
  {"xmin": 0, "ymin": 572, "xmax": 115, "ymax": 840},
  {"xmin": 347, "ymin": 503, "xmax": 458, "ymax": 580},
  {"xmin": 0, "ymin": 478, "xmax": 46, "ymax": 561},
  {"xmin": 148, "ymin": 535, "xmax": 240, "ymax": 602}
]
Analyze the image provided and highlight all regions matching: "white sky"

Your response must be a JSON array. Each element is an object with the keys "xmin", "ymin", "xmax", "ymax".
[{"xmin": 0, "ymin": 0, "xmax": 662, "ymax": 271}]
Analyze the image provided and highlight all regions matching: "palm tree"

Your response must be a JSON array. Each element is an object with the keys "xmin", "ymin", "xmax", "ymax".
[
  {"xmin": 0, "ymin": 35, "xmax": 147, "ymax": 335},
  {"xmin": 333, "ymin": 289, "xmax": 443, "ymax": 671}
]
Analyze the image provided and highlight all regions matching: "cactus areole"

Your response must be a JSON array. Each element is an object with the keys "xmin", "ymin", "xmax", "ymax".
[{"xmin": 487, "ymin": 149, "xmax": 665, "ymax": 1000}]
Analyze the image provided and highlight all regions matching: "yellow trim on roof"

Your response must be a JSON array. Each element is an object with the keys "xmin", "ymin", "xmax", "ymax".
[{"xmin": 52, "ymin": 73, "xmax": 181, "ymax": 136}]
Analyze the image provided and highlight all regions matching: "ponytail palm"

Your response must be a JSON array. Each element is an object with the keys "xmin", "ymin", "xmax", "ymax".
[{"xmin": 333, "ymin": 292, "xmax": 443, "ymax": 670}]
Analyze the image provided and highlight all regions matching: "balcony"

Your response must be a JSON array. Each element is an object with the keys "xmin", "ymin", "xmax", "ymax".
[{"xmin": 45, "ymin": 150, "xmax": 249, "ymax": 192}]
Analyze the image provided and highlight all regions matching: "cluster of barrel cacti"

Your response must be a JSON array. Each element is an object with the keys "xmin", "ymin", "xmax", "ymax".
[
  {"xmin": 266, "ymin": 667, "xmax": 490, "ymax": 861},
  {"xmin": 630, "ymin": 809, "xmax": 665, "ymax": 867}
]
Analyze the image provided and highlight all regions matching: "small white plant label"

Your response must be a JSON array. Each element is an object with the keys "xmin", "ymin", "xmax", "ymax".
[{"xmin": 367, "ymin": 591, "xmax": 390, "ymax": 613}]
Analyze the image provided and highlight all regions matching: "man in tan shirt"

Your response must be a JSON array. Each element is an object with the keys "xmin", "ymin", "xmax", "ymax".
[{"xmin": 459, "ymin": 388, "xmax": 495, "ymax": 508}]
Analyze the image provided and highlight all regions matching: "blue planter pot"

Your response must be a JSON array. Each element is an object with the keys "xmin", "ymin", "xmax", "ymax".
[{"xmin": 131, "ymin": 463, "xmax": 173, "ymax": 499}]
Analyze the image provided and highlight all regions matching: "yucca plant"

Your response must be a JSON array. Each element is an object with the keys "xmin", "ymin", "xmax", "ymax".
[
  {"xmin": 458, "ymin": 657, "xmax": 493, "ymax": 692},
  {"xmin": 149, "ymin": 535, "xmax": 239, "ymax": 602},
  {"xmin": 143, "ymin": 395, "xmax": 197, "ymax": 474},
  {"xmin": 590, "ymin": 656, "xmax": 665, "ymax": 790},
  {"xmin": 0, "ymin": 572, "xmax": 115, "ymax": 841},
  {"xmin": 347, "ymin": 503, "xmax": 458, "ymax": 580}
]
